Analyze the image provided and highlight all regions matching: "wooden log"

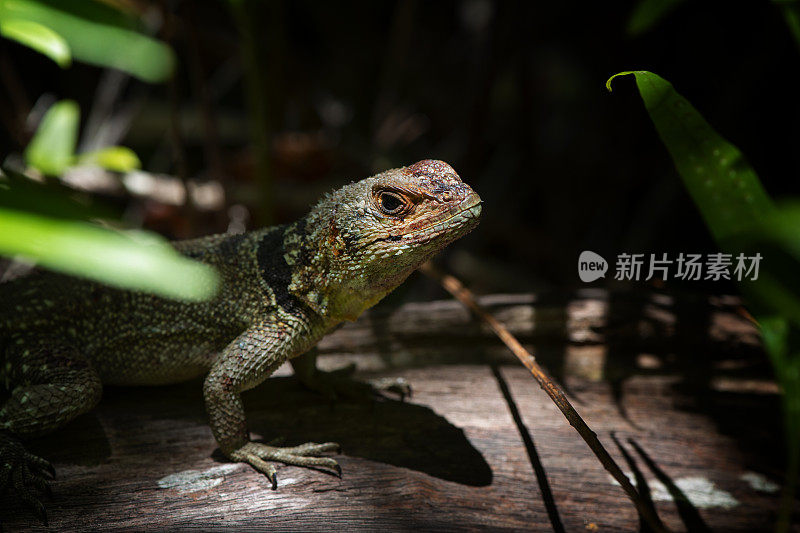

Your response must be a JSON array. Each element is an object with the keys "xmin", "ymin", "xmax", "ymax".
[
  {"xmin": 313, "ymin": 290, "xmax": 765, "ymax": 384},
  {"xmin": 0, "ymin": 290, "xmax": 791, "ymax": 531}
]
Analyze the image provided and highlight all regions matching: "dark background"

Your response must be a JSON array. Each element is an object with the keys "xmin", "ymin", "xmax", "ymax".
[{"xmin": 2, "ymin": 0, "xmax": 798, "ymax": 296}]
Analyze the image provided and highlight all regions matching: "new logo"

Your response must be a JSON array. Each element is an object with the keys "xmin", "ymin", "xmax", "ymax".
[{"xmin": 578, "ymin": 251, "xmax": 608, "ymax": 282}]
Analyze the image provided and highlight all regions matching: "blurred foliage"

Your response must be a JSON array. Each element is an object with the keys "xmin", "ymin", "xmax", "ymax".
[
  {"xmin": 0, "ymin": 164, "xmax": 219, "ymax": 300},
  {"xmin": 0, "ymin": 16, "xmax": 70, "ymax": 66},
  {"xmin": 24, "ymin": 99, "xmax": 140, "ymax": 175},
  {"xmin": 0, "ymin": 165, "xmax": 116, "ymax": 220},
  {"xmin": 0, "ymin": 202, "xmax": 219, "ymax": 301},
  {"xmin": 0, "ymin": 0, "xmax": 216, "ymax": 300},
  {"xmin": 626, "ymin": 0, "xmax": 687, "ymax": 35},
  {"xmin": 23, "ymin": 99, "xmax": 79, "ymax": 176},
  {"xmin": 608, "ymin": 70, "xmax": 799, "ymax": 532},
  {"xmin": 774, "ymin": 0, "xmax": 800, "ymax": 51},
  {"xmin": 75, "ymin": 145, "xmax": 141, "ymax": 173},
  {"xmin": 629, "ymin": 0, "xmax": 800, "ymax": 52},
  {"xmin": 0, "ymin": 0, "xmax": 174, "ymax": 81}
]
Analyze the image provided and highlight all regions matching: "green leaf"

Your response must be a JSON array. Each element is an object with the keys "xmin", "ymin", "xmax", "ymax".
[
  {"xmin": 760, "ymin": 315, "xmax": 800, "ymax": 533},
  {"xmin": 605, "ymin": 71, "xmax": 800, "ymax": 321},
  {"xmin": 0, "ymin": 207, "xmax": 218, "ymax": 301},
  {"xmin": 773, "ymin": 0, "xmax": 800, "ymax": 53},
  {"xmin": 608, "ymin": 69, "xmax": 799, "ymax": 531},
  {"xmin": 605, "ymin": 71, "xmax": 800, "ymax": 325},
  {"xmin": 759, "ymin": 204, "xmax": 800, "ymax": 261},
  {"xmin": 23, "ymin": 103, "xmax": 142, "ymax": 176},
  {"xmin": 0, "ymin": 0, "xmax": 174, "ymax": 82},
  {"xmin": 76, "ymin": 146, "xmax": 141, "ymax": 172},
  {"xmin": 606, "ymin": 71, "xmax": 774, "ymax": 248},
  {"xmin": 0, "ymin": 17, "xmax": 70, "ymax": 67},
  {"xmin": 1, "ymin": 166, "xmax": 120, "ymax": 221},
  {"xmin": 627, "ymin": 0, "xmax": 688, "ymax": 35},
  {"xmin": 24, "ymin": 99, "xmax": 79, "ymax": 176}
]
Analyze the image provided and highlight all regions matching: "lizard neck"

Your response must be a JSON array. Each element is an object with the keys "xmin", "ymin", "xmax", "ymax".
[{"xmin": 270, "ymin": 209, "xmax": 415, "ymax": 323}]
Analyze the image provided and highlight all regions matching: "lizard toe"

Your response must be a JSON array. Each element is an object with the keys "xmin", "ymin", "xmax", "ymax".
[
  {"xmin": 273, "ymin": 454, "xmax": 340, "ymax": 473},
  {"xmin": 233, "ymin": 451, "xmax": 278, "ymax": 488},
  {"xmin": 12, "ymin": 463, "xmax": 49, "ymax": 525},
  {"xmin": 368, "ymin": 376, "xmax": 412, "ymax": 400},
  {"xmin": 231, "ymin": 441, "xmax": 342, "ymax": 483},
  {"xmin": 1, "ymin": 431, "xmax": 53, "ymax": 524},
  {"xmin": 26, "ymin": 465, "xmax": 52, "ymax": 497},
  {"xmin": 0, "ymin": 461, "xmax": 11, "ymax": 489},
  {"xmin": 24, "ymin": 450, "xmax": 55, "ymax": 479},
  {"xmin": 280, "ymin": 441, "xmax": 341, "ymax": 456}
]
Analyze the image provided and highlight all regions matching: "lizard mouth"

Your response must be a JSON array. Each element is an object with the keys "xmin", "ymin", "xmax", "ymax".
[
  {"xmin": 357, "ymin": 195, "xmax": 482, "ymax": 251},
  {"xmin": 393, "ymin": 196, "xmax": 482, "ymax": 240}
]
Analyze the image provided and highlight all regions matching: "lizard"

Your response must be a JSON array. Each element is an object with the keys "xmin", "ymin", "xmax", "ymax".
[{"xmin": 0, "ymin": 159, "xmax": 482, "ymax": 524}]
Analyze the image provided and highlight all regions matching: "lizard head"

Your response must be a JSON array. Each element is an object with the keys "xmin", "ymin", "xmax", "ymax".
[
  {"xmin": 332, "ymin": 159, "xmax": 482, "ymax": 272},
  {"xmin": 292, "ymin": 159, "xmax": 481, "ymax": 320}
]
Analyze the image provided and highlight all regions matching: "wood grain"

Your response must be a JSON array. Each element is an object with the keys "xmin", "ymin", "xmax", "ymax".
[{"xmin": 0, "ymin": 290, "xmax": 793, "ymax": 531}]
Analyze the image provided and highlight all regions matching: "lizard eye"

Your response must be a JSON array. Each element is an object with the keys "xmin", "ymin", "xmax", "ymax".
[{"xmin": 375, "ymin": 190, "xmax": 412, "ymax": 217}]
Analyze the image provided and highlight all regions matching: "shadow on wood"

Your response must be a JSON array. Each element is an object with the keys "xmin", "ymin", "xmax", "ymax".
[
  {"xmin": 241, "ymin": 376, "xmax": 493, "ymax": 487},
  {"xmin": 0, "ymin": 290, "xmax": 793, "ymax": 531}
]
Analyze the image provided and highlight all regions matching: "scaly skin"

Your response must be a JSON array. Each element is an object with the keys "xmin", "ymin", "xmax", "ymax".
[{"xmin": 0, "ymin": 159, "xmax": 482, "ymax": 522}]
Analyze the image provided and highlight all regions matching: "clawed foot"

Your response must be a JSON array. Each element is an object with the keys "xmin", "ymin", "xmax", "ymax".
[
  {"xmin": 230, "ymin": 441, "xmax": 341, "ymax": 488},
  {"xmin": 0, "ymin": 431, "xmax": 54, "ymax": 525},
  {"xmin": 299, "ymin": 364, "xmax": 412, "ymax": 401}
]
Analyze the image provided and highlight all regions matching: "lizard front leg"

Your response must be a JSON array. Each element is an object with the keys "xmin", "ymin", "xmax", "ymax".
[{"xmin": 203, "ymin": 320, "xmax": 340, "ymax": 488}]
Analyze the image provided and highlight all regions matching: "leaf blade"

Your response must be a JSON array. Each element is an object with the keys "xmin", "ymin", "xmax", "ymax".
[
  {"xmin": 627, "ymin": 0, "xmax": 688, "ymax": 36},
  {"xmin": 608, "ymin": 70, "xmax": 800, "ymax": 529},
  {"xmin": 76, "ymin": 146, "xmax": 141, "ymax": 172},
  {"xmin": 1, "ymin": 0, "xmax": 174, "ymax": 82},
  {"xmin": 0, "ymin": 208, "xmax": 219, "ymax": 301},
  {"xmin": 0, "ymin": 17, "xmax": 70, "ymax": 67},
  {"xmin": 606, "ymin": 70, "xmax": 773, "ymax": 246},
  {"xmin": 0, "ymin": 166, "xmax": 120, "ymax": 221},
  {"xmin": 24, "ymin": 99, "xmax": 79, "ymax": 176}
]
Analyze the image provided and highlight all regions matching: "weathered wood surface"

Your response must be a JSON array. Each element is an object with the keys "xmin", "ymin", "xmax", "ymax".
[{"xmin": 0, "ymin": 290, "xmax": 794, "ymax": 531}]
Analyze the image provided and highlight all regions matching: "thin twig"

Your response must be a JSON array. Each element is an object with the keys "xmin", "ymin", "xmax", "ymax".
[{"xmin": 419, "ymin": 262, "xmax": 669, "ymax": 533}]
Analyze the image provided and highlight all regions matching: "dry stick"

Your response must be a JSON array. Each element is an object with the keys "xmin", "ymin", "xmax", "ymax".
[{"xmin": 419, "ymin": 262, "xmax": 668, "ymax": 533}]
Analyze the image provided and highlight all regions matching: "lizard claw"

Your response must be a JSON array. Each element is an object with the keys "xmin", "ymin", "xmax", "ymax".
[
  {"xmin": 24, "ymin": 450, "xmax": 55, "ymax": 480},
  {"xmin": 230, "ymin": 440, "xmax": 341, "ymax": 487},
  {"xmin": 265, "ymin": 468, "xmax": 278, "ymax": 490},
  {"xmin": 43, "ymin": 460, "xmax": 56, "ymax": 480},
  {"xmin": 0, "ymin": 431, "xmax": 53, "ymax": 525}
]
